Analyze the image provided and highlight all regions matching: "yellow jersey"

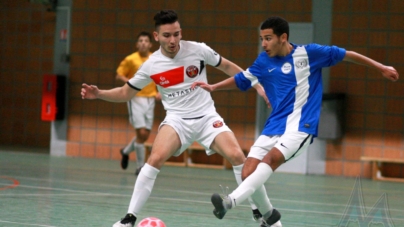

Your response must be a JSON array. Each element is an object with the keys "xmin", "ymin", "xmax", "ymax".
[{"xmin": 116, "ymin": 51, "xmax": 157, "ymax": 97}]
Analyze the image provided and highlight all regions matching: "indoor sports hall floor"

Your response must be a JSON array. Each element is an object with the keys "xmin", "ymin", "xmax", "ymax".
[{"xmin": 1, "ymin": 149, "xmax": 404, "ymax": 227}]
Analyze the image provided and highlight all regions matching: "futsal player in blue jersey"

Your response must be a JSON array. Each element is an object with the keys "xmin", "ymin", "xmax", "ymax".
[{"xmin": 192, "ymin": 16, "xmax": 399, "ymax": 227}]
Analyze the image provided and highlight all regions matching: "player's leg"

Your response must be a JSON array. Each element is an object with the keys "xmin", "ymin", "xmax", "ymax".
[
  {"xmin": 211, "ymin": 134, "xmax": 274, "ymax": 221},
  {"xmin": 215, "ymin": 132, "xmax": 312, "ymax": 226},
  {"xmin": 113, "ymin": 125, "xmax": 181, "ymax": 227},
  {"xmin": 120, "ymin": 99, "xmax": 138, "ymax": 170},
  {"xmin": 196, "ymin": 113, "xmax": 262, "ymax": 221},
  {"xmin": 134, "ymin": 127, "xmax": 150, "ymax": 175},
  {"xmin": 124, "ymin": 97, "xmax": 154, "ymax": 174}
]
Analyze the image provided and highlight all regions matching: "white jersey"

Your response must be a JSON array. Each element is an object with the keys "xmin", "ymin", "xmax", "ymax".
[{"xmin": 127, "ymin": 40, "xmax": 221, "ymax": 118}]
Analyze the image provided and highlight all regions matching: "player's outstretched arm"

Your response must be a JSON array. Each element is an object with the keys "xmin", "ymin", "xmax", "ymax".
[
  {"xmin": 343, "ymin": 51, "xmax": 399, "ymax": 82},
  {"xmin": 81, "ymin": 83, "xmax": 137, "ymax": 102},
  {"xmin": 191, "ymin": 77, "xmax": 238, "ymax": 92},
  {"xmin": 215, "ymin": 57, "xmax": 270, "ymax": 106}
]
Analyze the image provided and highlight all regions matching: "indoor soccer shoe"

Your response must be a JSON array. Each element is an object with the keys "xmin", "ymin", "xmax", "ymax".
[
  {"xmin": 260, "ymin": 220, "xmax": 282, "ymax": 227},
  {"xmin": 120, "ymin": 149, "xmax": 129, "ymax": 170},
  {"xmin": 112, "ymin": 213, "xmax": 136, "ymax": 227},
  {"xmin": 252, "ymin": 209, "xmax": 263, "ymax": 222},
  {"xmin": 211, "ymin": 193, "xmax": 229, "ymax": 219},
  {"xmin": 260, "ymin": 209, "xmax": 282, "ymax": 227}
]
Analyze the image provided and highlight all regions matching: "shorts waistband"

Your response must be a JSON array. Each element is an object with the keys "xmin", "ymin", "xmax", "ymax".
[{"xmin": 182, "ymin": 115, "xmax": 205, "ymax": 120}]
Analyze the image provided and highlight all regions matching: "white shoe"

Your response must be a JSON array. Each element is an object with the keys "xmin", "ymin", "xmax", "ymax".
[
  {"xmin": 260, "ymin": 220, "xmax": 282, "ymax": 227},
  {"xmin": 271, "ymin": 220, "xmax": 282, "ymax": 227}
]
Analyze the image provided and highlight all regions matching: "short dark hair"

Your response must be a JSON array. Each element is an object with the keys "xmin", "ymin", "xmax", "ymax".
[
  {"xmin": 261, "ymin": 16, "xmax": 289, "ymax": 40},
  {"xmin": 154, "ymin": 9, "xmax": 179, "ymax": 28},
  {"xmin": 136, "ymin": 31, "xmax": 152, "ymax": 42}
]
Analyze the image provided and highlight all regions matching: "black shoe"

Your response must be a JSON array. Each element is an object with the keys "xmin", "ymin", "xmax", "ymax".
[
  {"xmin": 211, "ymin": 193, "xmax": 228, "ymax": 219},
  {"xmin": 260, "ymin": 209, "xmax": 282, "ymax": 227},
  {"xmin": 120, "ymin": 149, "xmax": 129, "ymax": 170},
  {"xmin": 135, "ymin": 166, "xmax": 143, "ymax": 176},
  {"xmin": 252, "ymin": 208, "xmax": 263, "ymax": 222},
  {"xmin": 112, "ymin": 213, "xmax": 137, "ymax": 227}
]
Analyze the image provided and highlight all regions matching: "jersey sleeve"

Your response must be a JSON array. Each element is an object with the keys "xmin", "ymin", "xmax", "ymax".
[
  {"xmin": 306, "ymin": 44, "xmax": 346, "ymax": 68},
  {"xmin": 198, "ymin": 42, "xmax": 221, "ymax": 67},
  {"xmin": 234, "ymin": 56, "xmax": 261, "ymax": 91},
  {"xmin": 127, "ymin": 63, "xmax": 152, "ymax": 90}
]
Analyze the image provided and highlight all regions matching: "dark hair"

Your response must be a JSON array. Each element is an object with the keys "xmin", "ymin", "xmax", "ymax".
[
  {"xmin": 154, "ymin": 9, "xmax": 179, "ymax": 28},
  {"xmin": 260, "ymin": 16, "xmax": 289, "ymax": 40},
  {"xmin": 136, "ymin": 31, "xmax": 152, "ymax": 42}
]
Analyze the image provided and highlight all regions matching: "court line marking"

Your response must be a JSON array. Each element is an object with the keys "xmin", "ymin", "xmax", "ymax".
[
  {"xmin": 0, "ymin": 176, "xmax": 19, "ymax": 190},
  {"xmin": 0, "ymin": 220, "xmax": 56, "ymax": 227},
  {"xmin": 1, "ymin": 183, "xmax": 403, "ymax": 222},
  {"xmin": 2, "ymin": 176, "xmax": 404, "ymax": 216}
]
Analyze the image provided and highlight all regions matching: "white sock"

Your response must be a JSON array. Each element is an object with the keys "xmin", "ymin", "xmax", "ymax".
[
  {"xmin": 127, "ymin": 164, "xmax": 159, "ymax": 216},
  {"xmin": 232, "ymin": 164, "xmax": 258, "ymax": 210},
  {"xmin": 229, "ymin": 163, "xmax": 273, "ymax": 207},
  {"xmin": 134, "ymin": 142, "xmax": 145, "ymax": 167},
  {"xmin": 250, "ymin": 184, "xmax": 273, "ymax": 214},
  {"xmin": 123, "ymin": 137, "xmax": 136, "ymax": 154}
]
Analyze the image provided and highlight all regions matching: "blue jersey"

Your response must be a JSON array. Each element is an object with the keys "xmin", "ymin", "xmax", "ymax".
[{"xmin": 235, "ymin": 43, "xmax": 346, "ymax": 137}]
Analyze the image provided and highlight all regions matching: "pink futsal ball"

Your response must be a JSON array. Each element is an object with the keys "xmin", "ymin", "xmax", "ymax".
[{"xmin": 137, "ymin": 217, "xmax": 166, "ymax": 227}]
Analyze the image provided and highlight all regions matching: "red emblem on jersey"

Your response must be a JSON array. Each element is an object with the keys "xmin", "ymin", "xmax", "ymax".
[
  {"xmin": 150, "ymin": 67, "xmax": 184, "ymax": 88},
  {"xmin": 186, "ymin": 65, "xmax": 199, "ymax": 78},
  {"xmin": 212, "ymin": 120, "xmax": 223, "ymax": 128}
]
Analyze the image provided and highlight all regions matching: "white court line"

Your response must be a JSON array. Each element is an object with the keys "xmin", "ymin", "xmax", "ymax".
[
  {"xmin": 1, "ymin": 184, "xmax": 404, "ymax": 223},
  {"xmin": 2, "ymin": 178, "xmax": 404, "ymax": 216},
  {"xmin": 0, "ymin": 220, "xmax": 57, "ymax": 227}
]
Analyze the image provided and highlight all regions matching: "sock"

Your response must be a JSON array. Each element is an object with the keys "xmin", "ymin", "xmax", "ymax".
[
  {"xmin": 123, "ymin": 137, "xmax": 137, "ymax": 154},
  {"xmin": 127, "ymin": 164, "xmax": 160, "ymax": 216},
  {"xmin": 250, "ymin": 184, "xmax": 273, "ymax": 215},
  {"xmin": 134, "ymin": 141, "xmax": 145, "ymax": 168},
  {"xmin": 229, "ymin": 163, "xmax": 273, "ymax": 207},
  {"xmin": 232, "ymin": 164, "xmax": 258, "ymax": 210}
]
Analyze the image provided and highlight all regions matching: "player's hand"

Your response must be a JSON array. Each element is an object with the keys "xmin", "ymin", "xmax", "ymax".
[
  {"xmin": 381, "ymin": 66, "xmax": 399, "ymax": 82},
  {"xmin": 81, "ymin": 83, "xmax": 99, "ymax": 99},
  {"xmin": 253, "ymin": 84, "xmax": 270, "ymax": 108},
  {"xmin": 191, "ymin": 81, "xmax": 214, "ymax": 92}
]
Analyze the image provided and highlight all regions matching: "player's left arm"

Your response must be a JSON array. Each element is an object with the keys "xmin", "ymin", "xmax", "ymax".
[{"xmin": 343, "ymin": 51, "xmax": 399, "ymax": 82}]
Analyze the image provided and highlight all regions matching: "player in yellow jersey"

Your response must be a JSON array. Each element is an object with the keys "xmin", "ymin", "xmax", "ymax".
[{"xmin": 116, "ymin": 31, "xmax": 160, "ymax": 175}]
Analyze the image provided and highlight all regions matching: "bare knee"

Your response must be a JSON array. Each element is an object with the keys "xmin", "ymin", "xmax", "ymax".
[
  {"xmin": 241, "ymin": 157, "xmax": 260, "ymax": 180},
  {"xmin": 136, "ymin": 128, "xmax": 150, "ymax": 143},
  {"xmin": 262, "ymin": 148, "xmax": 285, "ymax": 171}
]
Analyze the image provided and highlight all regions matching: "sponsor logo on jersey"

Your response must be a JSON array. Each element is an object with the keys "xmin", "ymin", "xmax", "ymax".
[
  {"xmin": 186, "ymin": 65, "xmax": 199, "ymax": 78},
  {"xmin": 281, "ymin": 62, "xmax": 292, "ymax": 74},
  {"xmin": 295, "ymin": 59, "xmax": 308, "ymax": 69},
  {"xmin": 212, "ymin": 120, "xmax": 223, "ymax": 128},
  {"xmin": 150, "ymin": 67, "xmax": 184, "ymax": 88},
  {"xmin": 166, "ymin": 87, "xmax": 197, "ymax": 98}
]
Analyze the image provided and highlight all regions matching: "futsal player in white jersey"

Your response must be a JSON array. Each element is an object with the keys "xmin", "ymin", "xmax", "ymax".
[
  {"xmin": 192, "ymin": 16, "xmax": 399, "ymax": 227},
  {"xmin": 81, "ymin": 10, "xmax": 269, "ymax": 227}
]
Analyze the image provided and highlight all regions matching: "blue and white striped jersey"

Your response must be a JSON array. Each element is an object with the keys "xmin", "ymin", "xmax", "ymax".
[{"xmin": 235, "ymin": 43, "xmax": 346, "ymax": 137}]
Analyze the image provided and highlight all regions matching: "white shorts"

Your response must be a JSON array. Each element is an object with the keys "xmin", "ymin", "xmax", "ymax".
[
  {"xmin": 159, "ymin": 112, "xmax": 231, "ymax": 157},
  {"xmin": 248, "ymin": 131, "xmax": 312, "ymax": 162},
  {"xmin": 127, "ymin": 96, "xmax": 155, "ymax": 130}
]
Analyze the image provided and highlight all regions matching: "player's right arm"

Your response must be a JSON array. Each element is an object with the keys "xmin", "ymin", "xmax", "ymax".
[
  {"xmin": 191, "ymin": 77, "xmax": 236, "ymax": 92},
  {"xmin": 81, "ymin": 83, "xmax": 137, "ymax": 102}
]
